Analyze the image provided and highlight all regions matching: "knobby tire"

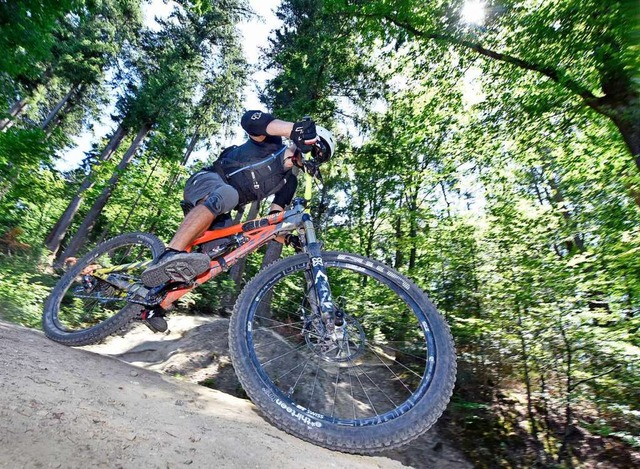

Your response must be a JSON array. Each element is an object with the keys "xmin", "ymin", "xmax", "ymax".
[
  {"xmin": 42, "ymin": 232, "xmax": 165, "ymax": 346},
  {"xmin": 229, "ymin": 251, "xmax": 456, "ymax": 453}
]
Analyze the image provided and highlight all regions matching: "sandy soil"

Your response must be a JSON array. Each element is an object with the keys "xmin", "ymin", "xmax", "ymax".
[{"xmin": 0, "ymin": 318, "xmax": 471, "ymax": 468}]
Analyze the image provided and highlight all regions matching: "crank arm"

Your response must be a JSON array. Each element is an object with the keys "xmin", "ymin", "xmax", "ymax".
[{"xmin": 99, "ymin": 274, "xmax": 165, "ymax": 307}]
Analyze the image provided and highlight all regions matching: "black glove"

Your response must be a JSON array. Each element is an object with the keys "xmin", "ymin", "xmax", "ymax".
[{"xmin": 290, "ymin": 118, "xmax": 317, "ymax": 153}]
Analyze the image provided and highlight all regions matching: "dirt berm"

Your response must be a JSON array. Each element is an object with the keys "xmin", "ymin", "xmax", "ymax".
[{"xmin": 0, "ymin": 319, "xmax": 471, "ymax": 468}]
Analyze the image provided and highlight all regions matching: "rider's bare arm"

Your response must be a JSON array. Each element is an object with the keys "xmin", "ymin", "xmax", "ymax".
[
  {"xmin": 266, "ymin": 120, "xmax": 317, "ymax": 145},
  {"xmin": 266, "ymin": 119, "xmax": 295, "ymax": 138},
  {"xmin": 249, "ymin": 119, "xmax": 318, "ymax": 146}
]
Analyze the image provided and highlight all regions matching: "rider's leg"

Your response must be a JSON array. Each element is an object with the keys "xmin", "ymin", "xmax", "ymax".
[
  {"xmin": 269, "ymin": 202, "xmax": 284, "ymax": 213},
  {"xmin": 167, "ymin": 204, "xmax": 215, "ymax": 250},
  {"xmin": 141, "ymin": 174, "xmax": 239, "ymax": 287}
]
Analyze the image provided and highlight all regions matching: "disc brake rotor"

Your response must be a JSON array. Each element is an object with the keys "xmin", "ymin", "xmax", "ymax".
[{"xmin": 303, "ymin": 313, "xmax": 366, "ymax": 363}]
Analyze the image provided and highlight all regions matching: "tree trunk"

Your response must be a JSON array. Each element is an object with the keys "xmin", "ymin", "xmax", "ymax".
[
  {"xmin": 57, "ymin": 123, "xmax": 151, "ymax": 263},
  {"xmin": 262, "ymin": 241, "xmax": 284, "ymax": 269},
  {"xmin": 311, "ymin": 179, "xmax": 330, "ymax": 225},
  {"xmin": 144, "ymin": 126, "xmax": 212, "ymax": 234},
  {"xmin": 546, "ymin": 174, "xmax": 585, "ymax": 253},
  {"xmin": 144, "ymin": 132, "xmax": 202, "ymax": 234},
  {"xmin": 609, "ymin": 108, "xmax": 640, "ymax": 173},
  {"xmin": 45, "ymin": 123, "xmax": 129, "ymax": 255},
  {"xmin": 228, "ymin": 201, "xmax": 260, "ymax": 289},
  {"xmin": 43, "ymin": 85, "xmax": 85, "ymax": 137},
  {"xmin": 538, "ymin": 373, "xmax": 553, "ymax": 454},
  {"xmin": 118, "ymin": 155, "xmax": 163, "ymax": 235},
  {"xmin": 364, "ymin": 217, "xmax": 375, "ymax": 259},
  {"xmin": 40, "ymin": 86, "xmax": 77, "ymax": 131},
  {"xmin": 408, "ymin": 187, "xmax": 419, "ymax": 273},
  {"xmin": 255, "ymin": 240, "xmax": 285, "ymax": 320},
  {"xmin": 557, "ymin": 317, "xmax": 575, "ymax": 467},
  {"xmin": 0, "ymin": 98, "xmax": 29, "ymax": 131},
  {"xmin": 182, "ymin": 129, "xmax": 200, "ymax": 166},
  {"xmin": 516, "ymin": 306, "xmax": 542, "ymax": 454},
  {"xmin": 393, "ymin": 216, "xmax": 404, "ymax": 269}
]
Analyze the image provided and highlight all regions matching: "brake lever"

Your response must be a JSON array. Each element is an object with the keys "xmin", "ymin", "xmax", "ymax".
[{"xmin": 302, "ymin": 160, "xmax": 323, "ymax": 182}]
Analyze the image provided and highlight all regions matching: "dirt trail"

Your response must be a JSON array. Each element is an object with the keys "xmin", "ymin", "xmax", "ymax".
[{"xmin": 0, "ymin": 319, "xmax": 471, "ymax": 468}]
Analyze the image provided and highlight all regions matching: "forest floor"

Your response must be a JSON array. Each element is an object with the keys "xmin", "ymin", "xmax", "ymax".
[{"xmin": 0, "ymin": 317, "xmax": 472, "ymax": 469}]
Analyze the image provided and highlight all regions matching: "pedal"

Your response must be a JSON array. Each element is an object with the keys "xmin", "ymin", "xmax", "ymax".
[{"xmin": 127, "ymin": 283, "xmax": 162, "ymax": 307}]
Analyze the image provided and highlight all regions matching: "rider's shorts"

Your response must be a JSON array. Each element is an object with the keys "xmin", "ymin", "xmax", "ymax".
[{"xmin": 183, "ymin": 171, "xmax": 239, "ymax": 216}]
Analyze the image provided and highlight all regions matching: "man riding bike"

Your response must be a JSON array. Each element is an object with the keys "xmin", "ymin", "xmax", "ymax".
[
  {"xmin": 141, "ymin": 111, "xmax": 335, "ymax": 320},
  {"xmin": 43, "ymin": 110, "xmax": 455, "ymax": 453}
]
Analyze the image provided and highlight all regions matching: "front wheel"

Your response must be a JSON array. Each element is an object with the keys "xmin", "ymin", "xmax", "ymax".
[{"xmin": 229, "ymin": 251, "xmax": 456, "ymax": 453}]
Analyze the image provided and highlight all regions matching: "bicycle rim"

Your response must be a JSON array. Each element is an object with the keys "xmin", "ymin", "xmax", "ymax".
[
  {"xmin": 243, "ymin": 256, "xmax": 437, "ymax": 427},
  {"xmin": 52, "ymin": 239, "xmax": 154, "ymax": 333}
]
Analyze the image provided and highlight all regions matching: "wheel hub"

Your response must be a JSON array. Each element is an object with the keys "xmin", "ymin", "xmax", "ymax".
[{"xmin": 303, "ymin": 313, "xmax": 366, "ymax": 363}]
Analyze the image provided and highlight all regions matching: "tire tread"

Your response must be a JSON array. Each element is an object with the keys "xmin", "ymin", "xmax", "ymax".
[
  {"xmin": 229, "ymin": 251, "xmax": 457, "ymax": 453},
  {"xmin": 42, "ymin": 232, "xmax": 164, "ymax": 346}
]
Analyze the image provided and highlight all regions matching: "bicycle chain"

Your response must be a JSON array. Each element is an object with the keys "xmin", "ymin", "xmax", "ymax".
[
  {"xmin": 73, "ymin": 288, "xmax": 162, "ymax": 307},
  {"xmin": 72, "ymin": 293, "xmax": 127, "ymax": 301}
]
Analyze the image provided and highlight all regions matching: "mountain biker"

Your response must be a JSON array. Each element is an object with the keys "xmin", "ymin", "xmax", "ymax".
[{"xmin": 141, "ymin": 110, "xmax": 335, "ymax": 292}]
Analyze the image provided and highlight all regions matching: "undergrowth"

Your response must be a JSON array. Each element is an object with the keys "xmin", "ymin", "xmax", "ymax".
[{"xmin": 0, "ymin": 248, "xmax": 55, "ymax": 328}]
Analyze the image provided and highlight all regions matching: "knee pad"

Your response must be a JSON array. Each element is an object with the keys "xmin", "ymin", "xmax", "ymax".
[{"xmin": 203, "ymin": 185, "xmax": 239, "ymax": 216}]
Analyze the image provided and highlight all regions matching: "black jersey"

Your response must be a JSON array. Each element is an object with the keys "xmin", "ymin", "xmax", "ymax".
[{"xmin": 208, "ymin": 136, "xmax": 293, "ymax": 205}]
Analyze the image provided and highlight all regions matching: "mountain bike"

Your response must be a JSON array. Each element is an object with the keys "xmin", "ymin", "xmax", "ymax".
[{"xmin": 42, "ymin": 172, "xmax": 457, "ymax": 454}]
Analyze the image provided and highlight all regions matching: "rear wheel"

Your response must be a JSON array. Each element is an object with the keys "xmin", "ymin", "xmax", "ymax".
[
  {"xmin": 229, "ymin": 251, "xmax": 456, "ymax": 453},
  {"xmin": 42, "ymin": 232, "xmax": 164, "ymax": 346}
]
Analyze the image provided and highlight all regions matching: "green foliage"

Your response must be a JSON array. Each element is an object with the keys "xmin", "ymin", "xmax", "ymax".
[
  {"xmin": 262, "ymin": 2, "xmax": 640, "ymax": 463},
  {"xmin": 327, "ymin": 0, "xmax": 640, "ymax": 173},
  {"xmin": 184, "ymin": 276, "xmax": 237, "ymax": 315},
  {"xmin": 0, "ymin": 128, "xmax": 57, "ymax": 179},
  {"xmin": 263, "ymin": 0, "xmax": 383, "ymax": 122},
  {"xmin": 0, "ymin": 0, "xmax": 86, "ymax": 84},
  {"xmin": 0, "ymin": 250, "xmax": 54, "ymax": 328},
  {"xmin": 0, "ymin": 129, "xmax": 71, "ymax": 239},
  {"xmin": 0, "ymin": 0, "xmax": 638, "ymax": 465}
]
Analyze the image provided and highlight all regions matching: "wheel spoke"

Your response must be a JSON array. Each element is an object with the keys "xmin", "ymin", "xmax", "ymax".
[
  {"xmin": 285, "ymin": 359, "xmax": 312, "ymax": 398},
  {"xmin": 351, "ymin": 363, "xmax": 379, "ymax": 417},
  {"xmin": 307, "ymin": 361, "xmax": 321, "ymax": 410},
  {"xmin": 331, "ymin": 366, "xmax": 341, "ymax": 419},
  {"xmin": 253, "ymin": 317, "xmax": 306, "ymax": 330},
  {"xmin": 365, "ymin": 343, "xmax": 418, "ymax": 395},
  {"xmin": 233, "ymin": 251, "xmax": 453, "ymax": 439},
  {"xmin": 57, "ymin": 246, "xmax": 147, "ymax": 330},
  {"xmin": 258, "ymin": 341, "xmax": 310, "ymax": 368},
  {"xmin": 44, "ymin": 233, "xmax": 163, "ymax": 346},
  {"xmin": 346, "ymin": 364, "xmax": 356, "ymax": 420},
  {"xmin": 368, "ymin": 340, "xmax": 428, "ymax": 364}
]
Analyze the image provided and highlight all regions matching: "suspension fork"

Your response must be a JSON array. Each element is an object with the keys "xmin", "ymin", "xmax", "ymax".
[{"xmin": 301, "ymin": 214, "xmax": 344, "ymax": 328}]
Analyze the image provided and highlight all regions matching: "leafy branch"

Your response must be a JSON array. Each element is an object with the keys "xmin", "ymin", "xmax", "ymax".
[
  {"xmin": 380, "ymin": 15, "xmax": 599, "ymax": 106},
  {"xmin": 569, "ymin": 364, "xmax": 623, "ymax": 392}
]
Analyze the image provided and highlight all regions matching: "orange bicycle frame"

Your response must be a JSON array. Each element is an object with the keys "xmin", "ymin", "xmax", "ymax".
[{"xmin": 157, "ymin": 210, "xmax": 290, "ymax": 309}]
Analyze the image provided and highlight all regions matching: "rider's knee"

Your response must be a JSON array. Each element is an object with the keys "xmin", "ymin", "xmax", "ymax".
[
  {"xmin": 272, "ymin": 174, "xmax": 298, "ymax": 208},
  {"xmin": 203, "ymin": 186, "xmax": 239, "ymax": 216}
]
